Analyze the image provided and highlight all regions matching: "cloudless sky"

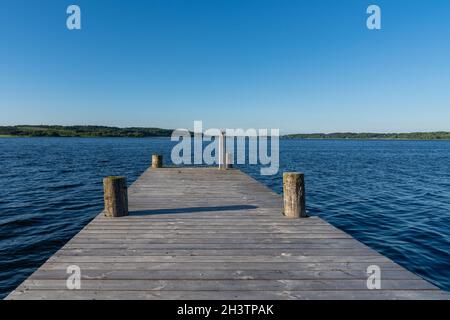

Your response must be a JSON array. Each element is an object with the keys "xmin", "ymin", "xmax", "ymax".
[{"xmin": 1, "ymin": 0, "xmax": 450, "ymax": 133}]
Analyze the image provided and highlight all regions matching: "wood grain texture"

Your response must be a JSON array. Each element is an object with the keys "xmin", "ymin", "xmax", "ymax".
[
  {"xmin": 283, "ymin": 172, "xmax": 306, "ymax": 218},
  {"xmin": 6, "ymin": 167, "xmax": 449, "ymax": 300},
  {"xmin": 151, "ymin": 154, "xmax": 162, "ymax": 168},
  {"xmin": 103, "ymin": 176, "xmax": 128, "ymax": 217}
]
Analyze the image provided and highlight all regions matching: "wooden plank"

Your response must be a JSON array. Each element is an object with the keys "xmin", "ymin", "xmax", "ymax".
[
  {"xmin": 55, "ymin": 249, "xmax": 383, "ymax": 256},
  {"xmin": 8, "ymin": 290, "xmax": 450, "ymax": 300},
  {"xmin": 28, "ymin": 269, "xmax": 424, "ymax": 281},
  {"xmin": 46, "ymin": 255, "xmax": 392, "ymax": 263},
  {"xmin": 58, "ymin": 242, "xmax": 374, "ymax": 250},
  {"xmin": 5, "ymin": 167, "xmax": 449, "ymax": 300},
  {"xmin": 65, "ymin": 239, "xmax": 368, "ymax": 245},
  {"xmin": 71, "ymin": 234, "xmax": 352, "ymax": 239},
  {"xmin": 24, "ymin": 262, "xmax": 408, "ymax": 271},
  {"xmin": 19, "ymin": 279, "xmax": 438, "ymax": 291}
]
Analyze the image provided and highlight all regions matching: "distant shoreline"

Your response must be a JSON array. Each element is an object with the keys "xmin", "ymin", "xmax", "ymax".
[
  {"xmin": 0, "ymin": 125, "xmax": 173, "ymax": 138},
  {"xmin": 1, "ymin": 125, "xmax": 450, "ymax": 140},
  {"xmin": 283, "ymin": 137, "xmax": 450, "ymax": 141},
  {"xmin": 284, "ymin": 132, "xmax": 450, "ymax": 140},
  {"xmin": 2, "ymin": 136, "xmax": 450, "ymax": 141}
]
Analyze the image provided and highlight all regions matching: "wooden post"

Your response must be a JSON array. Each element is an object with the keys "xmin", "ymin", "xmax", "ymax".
[
  {"xmin": 152, "ymin": 154, "xmax": 163, "ymax": 168},
  {"xmin": 226, "ymin": 152, "xmax": 233, "ymax": 169},
  {"xmin": 218, "ymin": 130, "xmax": 226, "ymax": 170},
  {"xmin": 103, "ymin": 176, "xmax": 128, "ymax": 217},
  {"xmin": 283, "ymin": 172, "xmax": 306, "ymax": 218}
]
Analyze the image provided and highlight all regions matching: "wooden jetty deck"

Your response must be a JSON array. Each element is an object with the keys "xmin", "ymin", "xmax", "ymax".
[{"xmin": 6, "ymin": 167, "xmax": 449, "ymax": 299}]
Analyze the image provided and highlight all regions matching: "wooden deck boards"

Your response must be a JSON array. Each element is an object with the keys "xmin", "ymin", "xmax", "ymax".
[{"xmin": 6, "ymin": 167, "xmax": 449, "ymax": 300}]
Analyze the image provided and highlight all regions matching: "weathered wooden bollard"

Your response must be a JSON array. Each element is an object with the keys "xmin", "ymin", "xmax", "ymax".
[
  {"xmin": 283, "ymin": 172, "xmax": 306, "ymax": 218},
  {"xmin": 152, "ymin": 154, "xmax": 163, "ymax": 168},
  {"xmin": 103, "ymin": 176, "xmax": 128, "ymax": 217},
  {"xmin": 225, "ymin": 152, "xmax": 233, "ymax": 169}
]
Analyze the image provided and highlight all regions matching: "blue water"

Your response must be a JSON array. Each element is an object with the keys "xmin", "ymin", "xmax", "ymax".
[{"xmin": 0, "ymin": 137, "xmax": 449, "ymax": 298}]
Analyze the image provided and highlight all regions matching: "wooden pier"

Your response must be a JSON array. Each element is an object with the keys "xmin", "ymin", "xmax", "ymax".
[{"xmin": 6, "ymin": 167, "xmax": 449, "ymax": 299}]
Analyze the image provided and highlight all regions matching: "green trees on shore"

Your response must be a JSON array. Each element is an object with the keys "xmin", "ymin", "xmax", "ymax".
[
  {"xmin": 0, "ymin": 125, "xmax": 173, "ymax": 137},
  {"xmin": 284, "ymin": 132, "xmax": 450, "ymax": 140},
  {"xmin": 1, "ymin": 125, "xmax": 450, "ymax": 140}
]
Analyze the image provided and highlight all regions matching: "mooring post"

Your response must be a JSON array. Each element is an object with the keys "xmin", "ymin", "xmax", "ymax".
[
  {"xmin": 283, "ymin": 172, "xmax": 306, "ymax": 218},
  {"xmin": 152, "ymin": 154, "xmax": 163, "ymax": 168},
  {"xmin": 226, "ymin": 152, "xmax": 233, "ymax": 169},
  {"xmin": 103, "ymin": 176, "xmax": 128, "ymax": 217},
  {"xmin": 218, "ymin": 130, "xmax": 226, "ymax": 170}
]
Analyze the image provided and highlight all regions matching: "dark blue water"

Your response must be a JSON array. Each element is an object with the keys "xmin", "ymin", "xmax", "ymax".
[{"xmin": 0, "ymin": 138, "xmax": 449, "ymax": 298}]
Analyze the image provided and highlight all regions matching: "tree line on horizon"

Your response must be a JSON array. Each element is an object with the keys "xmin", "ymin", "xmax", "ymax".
[
  {"xmin": 0, "ymin": 125, "xmax": 173, "ymax": 137},
  {"xmin": 1, "ymin": 125, "xmax": 450, "ymax": 140},
  {"xmin": 284, "ymin": 132, "xmax": 450, "ymax": 140}
]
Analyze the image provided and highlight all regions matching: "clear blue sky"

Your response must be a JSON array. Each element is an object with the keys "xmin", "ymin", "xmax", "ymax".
[{"xmin": 1, "ymin": 0, "xmax": 449, "ymax": 133}]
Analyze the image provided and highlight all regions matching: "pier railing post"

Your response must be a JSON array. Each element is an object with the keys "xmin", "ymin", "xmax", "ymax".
[
  {"xmin": 103, "ymin": 176, "xmax": 128, "ymax": 217},
  {"xmin": 283, "ymin": 172, "xmax": 306, "ymax": 218},
  {"xmin": 152, "ymin": 154, "xmax": 163, "ymax": 168},
  {"xmin": 218, "ymin": 130, "xmax": 226, "ymax": 170},
  {"xmin": 226, "ymin": 152, "xmax": 233, "ymax": 169}
]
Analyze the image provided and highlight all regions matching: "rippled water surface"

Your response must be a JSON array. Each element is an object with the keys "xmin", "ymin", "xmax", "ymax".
[{"xmin": 1, "ymin": 137, "xmax": 449, "ymax": 297}]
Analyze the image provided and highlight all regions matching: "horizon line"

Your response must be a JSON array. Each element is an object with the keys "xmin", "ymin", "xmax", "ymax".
[{"xmin": 1, "ymin": 124, "xmax": 450, "ymax": 135}]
